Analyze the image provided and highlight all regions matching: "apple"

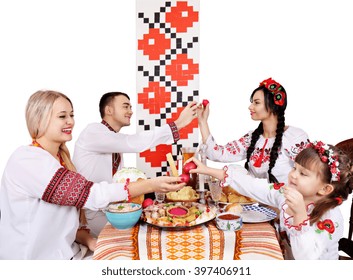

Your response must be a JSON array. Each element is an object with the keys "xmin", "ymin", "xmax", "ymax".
[
  {"xmin": 202, "ymin": 99, "xmax": 209, "ymax": 107},
  {"xmin": 183, "ymin": 161, "xmax": 197, "ymax": 174},
  {"xmin": 179, "ymin": 173, "xmax": 190, "ymax": 183},
  {"xmin": 142, "ymin": 198, "xmax": 154, "ymax": 208}
]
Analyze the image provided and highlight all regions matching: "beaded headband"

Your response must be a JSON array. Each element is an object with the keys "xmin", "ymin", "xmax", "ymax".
[
  {"xmin": 259, "ymin": 77, "xmax": 286, "ymax": 106},
  {"xmin": 310, "ymin": 140, "xmax": 340, "ymax": 182}
]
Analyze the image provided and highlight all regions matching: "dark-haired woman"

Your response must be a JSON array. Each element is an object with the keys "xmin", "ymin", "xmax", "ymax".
[{"xmin": 197, "ymin": 78, "xmax": 309, "ymax": 184}]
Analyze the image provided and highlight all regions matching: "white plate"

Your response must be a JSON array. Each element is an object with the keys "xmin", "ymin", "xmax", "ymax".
[{"xmin": 241, "ymin": 205, "xmax": 277, "ymax": 223}]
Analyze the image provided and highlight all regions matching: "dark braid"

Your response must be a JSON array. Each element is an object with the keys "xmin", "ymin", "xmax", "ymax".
[
  {"xmin": 245, "ymin": 122, "xmax": 263, "ymax": 171},
  {"xmin": 244, "ymin": 84, "xmax": 287, "ymax": 183},
  {"xmin": 268, "ymin": 111, "xmax": 285, "ymax": 183}
]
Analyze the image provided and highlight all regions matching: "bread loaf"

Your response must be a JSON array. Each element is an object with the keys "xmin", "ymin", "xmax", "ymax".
[{"xmin": 224, "ymin": 203, "xmax": 243, "ymax": 215}]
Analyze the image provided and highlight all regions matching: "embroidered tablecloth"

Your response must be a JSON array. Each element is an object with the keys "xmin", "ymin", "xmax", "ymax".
[{"xmin": 93, "ymin": 221, "xmax": 283, "ymax": 260}]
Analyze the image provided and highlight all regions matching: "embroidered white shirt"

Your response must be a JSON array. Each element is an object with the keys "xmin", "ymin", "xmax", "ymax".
[
  {"xmin": 205, "ymin": 126, "xmax": 309, "ymax": 184},
  {"xmin": 0, "ymin": 146, "xmax": 128, "ymax": 260}
]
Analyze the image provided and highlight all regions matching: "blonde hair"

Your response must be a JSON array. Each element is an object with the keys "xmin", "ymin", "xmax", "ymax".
[{"xmin": 25, "ymin": 90, "xmax": 76, "ymax": 171}]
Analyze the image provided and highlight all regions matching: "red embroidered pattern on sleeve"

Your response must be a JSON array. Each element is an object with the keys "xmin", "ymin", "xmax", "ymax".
[
  {"xmin": 270, "ymin": 182, "xmax": 285, "ymax": 192},
  {"xmin": 239, "ymin": 133, "xmax": 252, "ymax": 149},
  {"xmin": 42, "ymin": 167, "xmax": 93, "ymax": 208},
  {"xmin": 220, "ymin": 165, "xmax": 229, "ymax": 187},
  {"xmin": 213, "ymin": 134, "xmax": 251, "ymax": 156},
  {"xmin": 214, "ymin": 142, "xmax": 240, "ymax": 156},
  {"xmin": 285, "ymin": 140, "xmax": 310, "ymax": 161},
  {"xmin": 124, "ymin": 178, "xmax": 131, "ymax": 202},
  {"xmin": 168, "ymin": 121, "xmax": 180, "ymax": 142}
]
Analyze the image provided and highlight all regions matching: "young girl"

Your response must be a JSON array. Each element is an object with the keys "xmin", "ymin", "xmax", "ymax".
[
  {"xmin": 0, "ymin": 90, "xmax": 185, "ymax": 260},
  {"xmin": 198, "ymin": 78, "xmax": 309, "ymax": 184},
  {"xmin": 188, "ymin": 141, "xmax": 353, "ymax": 259}
]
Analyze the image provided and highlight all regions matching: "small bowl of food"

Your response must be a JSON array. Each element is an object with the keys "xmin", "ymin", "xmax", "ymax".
[
  {"xmin": 215, "ymin": 213, "xmax": 242, "ymax": 231},
  {"xmin": 167, "ymin": 205, "xmax": 190, "ymax": 218},
  {"xmin": 105, "ymin": 202, "xmax": 142, "ymax": 229}
]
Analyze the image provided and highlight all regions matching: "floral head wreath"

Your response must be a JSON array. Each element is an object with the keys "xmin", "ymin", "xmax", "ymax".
[
  {"xmin": 259, "ymin": 77, "xmax": 286, "ymax": 106},
  {"xmin": 310, "ymin": 140, "xmax": 341, "ymax": 182}
]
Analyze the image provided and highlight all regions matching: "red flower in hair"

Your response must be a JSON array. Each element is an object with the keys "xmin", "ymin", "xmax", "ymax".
[
  {"xmin": 259, "ymin": 77, "xmax": 286, "ymax": 106},
  {"xmin": 274, "ymin": 92, "xmax": 286, "ymax": 106},
  {"xmin": 321, "ymin": 156, "xmax": 328, "ymax": 162},
  {"xmin": 310, "ymin": 140, "xmax": 341, "ymax": 182}
]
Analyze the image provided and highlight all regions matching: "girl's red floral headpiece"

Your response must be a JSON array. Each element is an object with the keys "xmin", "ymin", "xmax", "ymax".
[
  {"xmin": 310, "ymin": 140, "xmax": 341, "ymax": 182},
  {"xmin": 259, "ymin": 77, "xmax": 286, "ymax": 106}
]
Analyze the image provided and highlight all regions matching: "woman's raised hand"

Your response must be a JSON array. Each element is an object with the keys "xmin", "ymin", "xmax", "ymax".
[
  {"xmin": 174, "ymin": 101, "xmax": 198, "ymax": 129},
  {"xmin": 197, "ymin": 100, "xmax": 209, "ymax": 124}
]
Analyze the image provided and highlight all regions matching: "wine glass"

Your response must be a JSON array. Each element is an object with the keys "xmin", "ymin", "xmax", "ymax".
[
  {"xmin": 209, "ymin": 179, "xmax": 222, "ymax": 212},
  {"xmin": 154, "ymin": 192, "xmax": 165, "ymax": 203}
]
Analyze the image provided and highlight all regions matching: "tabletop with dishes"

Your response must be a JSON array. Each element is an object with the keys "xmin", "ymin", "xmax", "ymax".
[{"xmin": 93, "ymin": 162, "xmax": 284, "ymax": 260}]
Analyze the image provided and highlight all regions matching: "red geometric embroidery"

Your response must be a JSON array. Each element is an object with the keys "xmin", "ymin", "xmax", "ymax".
[
  {"xmin": 165, "ymin": 53, "xmax": 199, "ymax": 86},
  {"xmin": 140, "ymin": 144, "xmax": 173, "ymax": 168},
  {"xmin": 137, "ymin": 0, "xmax": 199, "ymax": 177},
  {"xmin": 138, "ymin": 28, "xmax": 171, "ymax": 60},
  {"xmin": 166, "ymin": 1, "xmax": 199, "ymax": 32},
  {"xmin": 166, "ymin": 106, "xmax": 198, "ymax": 139},
  {"xmin": 42, "ymin": 168, "xmax": 92, "ymax": 209},
  {"xmin": 168, "ymin": 122, "xmax": 180, "ymax": 142},
  {"xmin": 138, "ymin": 81, "xmax": 171, "ymax": 114}
]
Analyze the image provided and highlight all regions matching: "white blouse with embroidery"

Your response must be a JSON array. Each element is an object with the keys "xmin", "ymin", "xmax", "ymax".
[
  {"xmin": 205, "ymin": 126, "xmax": 309, "ymax": 184},
  {"xmin": 0, "ymin": 146, "xmax": 129, "ymax": 260},
  {"xmin": 223, "ymin": 164, "xmax": 343, "ymax": 260}
]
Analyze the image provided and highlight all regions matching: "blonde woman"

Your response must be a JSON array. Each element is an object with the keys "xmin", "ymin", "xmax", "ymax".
[{"xmin": 0, "ymin": 90, "xmax": 185, "ymax": 260}]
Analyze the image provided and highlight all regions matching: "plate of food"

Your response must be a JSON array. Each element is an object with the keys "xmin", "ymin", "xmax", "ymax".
[
  {"xmin": 142, "ymin": 201, "xmax": 217, "ymax": 229},
  {"xmin": 165, "ymin": 186, "xmax": 199, "ymax": 202},
  {"xmin": 241, "ymin": 204, "xmax": 277, "ymax": 223},
  {"xmin": 206, "ymin": 186, "xmax": 257, "ymax": 206}
]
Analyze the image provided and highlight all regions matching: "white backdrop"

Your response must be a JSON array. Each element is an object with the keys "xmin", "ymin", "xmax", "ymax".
[{"xmin": 0, "ymin": 0, "xmax": 352, "ymax": 242}]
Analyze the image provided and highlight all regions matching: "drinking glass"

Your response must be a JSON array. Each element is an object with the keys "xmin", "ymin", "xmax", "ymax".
[
  {"xmin": 154, "ymin": 192, "xmax": 165, "ymax": 203},
  {"xmin": 209, "ymin": 179, "xmax": 222, "ymax": 212},
  {"xmin": 181, "ymin": 147, "xmax": 197, "ymax": 164},
  {"xmin": 181, "ymin": 147, "xmax": 197, "ymax": 189}
]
